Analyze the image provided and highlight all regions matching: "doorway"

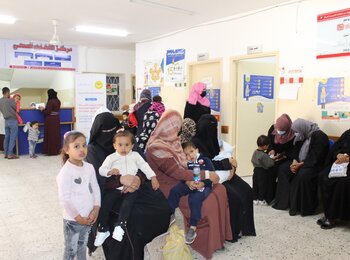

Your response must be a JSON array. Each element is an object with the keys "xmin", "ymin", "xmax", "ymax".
[{"xmin": 231, "ymin": 53, "xmax": 278, "ymax": 176}]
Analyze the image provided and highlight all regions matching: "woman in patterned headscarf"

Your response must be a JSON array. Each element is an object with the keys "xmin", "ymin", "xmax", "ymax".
[
  {"xmin": 273, "ymin": 118, "xmax": 329, "ymax": 216},
  {"xmin": 180, "ymin": 118, "xmax": 196, "ymax": 144},
  {"xmin": 146, "ymin": 110, "xmax": 232, "ymax": 259}
]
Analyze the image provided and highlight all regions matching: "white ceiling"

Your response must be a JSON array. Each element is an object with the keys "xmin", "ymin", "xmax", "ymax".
[{"xmin": 0, "ymin": 0, "xmax": 292, "ymax": 50}]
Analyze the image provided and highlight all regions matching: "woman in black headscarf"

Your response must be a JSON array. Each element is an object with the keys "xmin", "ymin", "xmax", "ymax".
[
  {"xmin": 192, "ymin": 114, "xmax": 256, "ymax": 242},
  {"xmin": 86, "ymin": 111, "xmax": 169, "ymax": 260},
  {"xmin": 40, "ymin": 88, "xmax": 61, "ymax": 155},
  {"xmin": 318, "ymin": 129, "xmax": 350, "ymax": 229}
]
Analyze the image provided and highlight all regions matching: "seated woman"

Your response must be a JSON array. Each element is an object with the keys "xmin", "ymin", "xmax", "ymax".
[
  {"xmin": 86, "ymin": 111, "xmax": 170, "ymax": 260},
  {"xmin": 146, "ymin": 110, "xmax": 232, "ymax": 259},
  {"xmin": 318, "ymin": 129, "xmax": 350, "ymax": 229},
  {"xmin": 192, "ymin": 114, "xmax": 256, "ymax": 242},
  {"xmin": 273, "ymin": 118, "xmax": 329, "ymax": 216},
  {"xmin": 184, "ymin": 82, "xmax": 211, "ymax": 123},
  {"xmin": 266, "ymin": 114, "xmax": 295, "ymax": 204}
]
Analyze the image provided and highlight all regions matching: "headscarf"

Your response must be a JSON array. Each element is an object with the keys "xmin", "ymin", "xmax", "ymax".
[
  {"xmin": 292, "ymin": 118, "xmax": 320, "ymax": 161},
  {"xmin": 134, "ymin": 89, "xmax": 152, "ymax": 111},
  {"xmin": 146, "ymin": 110, "xmax": 187, "ymax": 168},
  {"xmin": 89, "ymin": 112, "xmax": 121, "ymax": 155},
  {"xmin": 180, "ymin": 118, "xmax": 196, "ymax": 144},
  {"xmin": 136, "ymin": 110, "xmax": 160, "ymax": 153},
  {"xmin": 192, "ymin": 114, "xmax": 220, "ymax": 159},
  {"xmin": 272, "ymin": 114, "xmax": 295, "ymax": 144},
  {"xmin": 47, "ymin": 89, "xmax": 58, "ymax": 100},
  {"xmin": 149, "ymin": 101, "xmax": 165, "ymax": 117},
  {"xmin": 187, "ymin": 82, "xmax": 210, "ymax": 107}
]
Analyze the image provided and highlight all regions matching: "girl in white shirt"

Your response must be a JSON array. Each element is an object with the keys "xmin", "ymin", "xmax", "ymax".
[
  {"xmin": 56, "ymin": 131, "xmax": 101, "ymax": 260},
  {"xmin": 94, "ymin": 130, "xmax": 159, "ymax": 246}
]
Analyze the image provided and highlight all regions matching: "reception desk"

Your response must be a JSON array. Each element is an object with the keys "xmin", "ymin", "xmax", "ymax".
[{"xmin": 17, "ymin": 108, "xmax": 74, "ymax": 155}]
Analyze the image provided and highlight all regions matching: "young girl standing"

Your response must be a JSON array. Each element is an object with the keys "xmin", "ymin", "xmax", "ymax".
[{"xmin": 57, "ymin": 131, "xmax": 101, "ymax": 260}]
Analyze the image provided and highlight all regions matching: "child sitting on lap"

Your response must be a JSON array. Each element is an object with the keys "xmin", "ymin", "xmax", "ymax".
[
  {"xmin": 167, "ymin": 141, "xmax": 214, "ymax": 245},
  {"xmin": 94, "ymin": 130, "xmax": 159, "ymax": 246}
]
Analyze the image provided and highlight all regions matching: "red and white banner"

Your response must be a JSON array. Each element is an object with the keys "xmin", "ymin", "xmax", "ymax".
[{"xmin": 317, "ymin": 8, "xmax": 350, "ymax": 59}]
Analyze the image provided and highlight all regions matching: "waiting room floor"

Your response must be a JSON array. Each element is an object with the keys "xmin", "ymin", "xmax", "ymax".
[{"xmin": 0, "ymin": 155, "xmax": 349, "ymax": 259}]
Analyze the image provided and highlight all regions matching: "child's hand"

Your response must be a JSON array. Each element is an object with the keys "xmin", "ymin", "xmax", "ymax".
[
  {"xmin": 75, "ymin": 215, "xmax": 91, "ymax": 226},
  {"xmin": 108, "ymin": 168, "xmax": 120, "ymax": 176},
  {"xmin": 151, "ymin": 177, "xmax": 160, "ymax": 190},
  {"xmin": 87, "ymin": 207, "xmax": 100, "ymax": 225},
  {"xmin": 197, "ymin": 182, "xmax": 205, "ymax": 190}
]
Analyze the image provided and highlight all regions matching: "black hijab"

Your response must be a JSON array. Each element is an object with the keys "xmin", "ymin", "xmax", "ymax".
[
  {"xmin": 191, "ymin": 114, "xmax": 220, "ymax": 159},
  {"xmin": 47, "ymin": 89, "xmax": 58, "ymax": 100},
  {"xmin": 89, "ymin": 112, "xmax": 121, "ymax": 155}
]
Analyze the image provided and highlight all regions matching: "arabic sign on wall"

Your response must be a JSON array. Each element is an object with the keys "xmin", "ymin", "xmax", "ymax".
[
  {"xmin": 1, "ymin": 39, "xmax": 78, "ymax": 71},
  {"xmin": 165, "ymin": 49, "xmax": 186, "ymax": 84},
  {"xmin": 317, "ymin": 8, "xmax": 350, "ymax": 59}
]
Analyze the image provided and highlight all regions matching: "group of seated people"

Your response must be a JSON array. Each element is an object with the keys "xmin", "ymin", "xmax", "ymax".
[
  {"xmin": 84, "ymin": 83, "xmax": 349, "ymax": 259},
  {"xmin": 251, "ymin": 113, "xmax": 350, "ymax": 230}
]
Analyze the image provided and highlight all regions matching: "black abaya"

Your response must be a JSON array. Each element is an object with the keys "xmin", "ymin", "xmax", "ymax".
[
  {"xmin": 319, "ymin": 129, "xmax": 350, "ymax": 221},
  {"xmin": 86, "ymin": 112, "xmax": 170, "ymax": 259}
]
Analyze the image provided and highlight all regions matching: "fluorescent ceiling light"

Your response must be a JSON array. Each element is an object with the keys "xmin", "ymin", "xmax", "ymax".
[
  {"xmin": 0, "ymin": 15, "xmax": 16, "ymax": 24},
  {"xmin": 75, "ymin": 25, "xmax": 129, "ymax": 37},
  {"xmin": 130, "ymin": 0, "xmax": 194, "ymax": 16}
]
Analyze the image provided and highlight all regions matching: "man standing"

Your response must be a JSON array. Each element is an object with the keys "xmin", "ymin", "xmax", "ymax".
[{"xmin": 0, "ymin": 87, "xmax": 19, "ymax": 159}]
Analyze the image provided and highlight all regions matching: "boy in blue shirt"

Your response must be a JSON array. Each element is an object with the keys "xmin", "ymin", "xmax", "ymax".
[{"xmin": 167, "ymin": 141, "xmax": 214, "ymax": 244}]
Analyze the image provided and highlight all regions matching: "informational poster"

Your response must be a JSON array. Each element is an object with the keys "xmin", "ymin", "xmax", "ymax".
[
  {"xmin": 75, "ymin": 74, "xmax": 107, "ymax": 138},
  {"xmin": 144, "ymin": 59, "xmax": 163, "ymax": 86},
  {"xmin": 279, "ymin": 66, "xmax": 304, "ymax": 100},
  {"xmin": 147, "ymin": 86, "xmax": 161, "ymax": 97},
  {"xmin": 165, "ymin": 49, "xmax": 186, "ymax": 84},
  {"xmin": 318, "ymin": 77, "xmax": 350, "ymax": 121},
  {"xmin": 243, "ymin": 74, "xmax": 274, "ymax": 101},
  {"xmin": 1, "ymin": 39, "xmax": 78, "ymax": 70},
  {"xmin": 207, "ymin": 88, "xmax": 220, "ymax": 112},
  {"xmin": 317, "ymin": 8, "xmax": 350, "ymax": 59}
]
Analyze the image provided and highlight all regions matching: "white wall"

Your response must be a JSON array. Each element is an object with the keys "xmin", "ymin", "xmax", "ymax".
[{"xmin": 135, "ymin": 0, "xmax": 350, "ymax": 138}]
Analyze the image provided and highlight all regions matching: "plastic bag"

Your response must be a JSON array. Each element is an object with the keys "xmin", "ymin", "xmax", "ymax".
[
  {"xmin": 163, "ymin": 225, "xmax": 192, "ymax": 260},
  {"xmin": 328, "ymin": 162, "xmax": 348, "ymax": 178}
]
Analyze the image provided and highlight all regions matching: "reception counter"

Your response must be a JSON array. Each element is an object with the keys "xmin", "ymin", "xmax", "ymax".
[{"xmin": 17, "ymin": 107, "xmax": 74, "ymax": 155}]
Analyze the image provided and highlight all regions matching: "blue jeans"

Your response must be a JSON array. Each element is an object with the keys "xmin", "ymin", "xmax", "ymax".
[
  {"xmin": 63, "ymin": 220, "xmax": 91, "ymax": 260},
  {"xmin": 28, "ymin": 140, "xmax": 37, "ymax": 156},
  {"xmin": 4, "ymin": 119, "xmax": 18, "ymax": 156},
  {"xmin": 168, "ymin": 182, "xmax": 211, "ymax": 226}
]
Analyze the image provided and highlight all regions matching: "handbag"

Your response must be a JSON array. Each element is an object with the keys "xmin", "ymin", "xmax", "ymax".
[{"xmin": 328, "ymin": 162, "xmax": 348, "ymax": 178}]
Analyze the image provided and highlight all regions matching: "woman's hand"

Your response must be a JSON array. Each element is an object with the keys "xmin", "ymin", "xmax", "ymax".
[
  {"xmin": 335, "ymin": 153, "xmax": 349, "ymax": 164},
  {"xmin": 209, "ymin": 171, "xmax": 220, "ymax": 184},
  {"xmin": 120, "ymin": 175, "xmax": 141, "ymax": 193}
]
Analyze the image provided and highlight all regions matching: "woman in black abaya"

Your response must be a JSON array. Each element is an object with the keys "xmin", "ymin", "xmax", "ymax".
[
  {"xmin": 192, "ymin": 114, "xmax": 256, "ymax": 242},
  {"xmin": 273, "ymin": 118, "xmax": 329, "ymax": 216},
  {"xmin": 86, "ymin": 111, "xmax": 170, "ymax": 260},
  {"xmin": 318, "ymin": 129, "xmax": 350, "ymax": 229}
]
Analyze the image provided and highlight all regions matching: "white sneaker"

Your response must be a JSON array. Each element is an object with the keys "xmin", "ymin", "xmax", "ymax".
[
  {"xmin": 112, "ymin": 226, "xmax": 125, "ymax": 242},
  {"xmin": 94, "ymin": 231, "xmax": 110, "ymax": 247},
  {"xmin": 253, "ymin": 200, "xmax": 259, "ymax": 205},
  {"xmin": 259, "ymin": 200, "xmax": 267, "ymax": 206}
]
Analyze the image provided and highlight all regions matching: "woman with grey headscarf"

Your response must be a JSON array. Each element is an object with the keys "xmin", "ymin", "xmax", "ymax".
[{"xmin": 273, "ymin": 118, "xmax": 329, "ymax": 216}]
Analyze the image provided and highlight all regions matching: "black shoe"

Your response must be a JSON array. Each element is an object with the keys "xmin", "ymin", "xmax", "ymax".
[
  {"xmin": 289, "ymin": 210, "xmax": 297, "ymax": 216},
  {"xmin": 317, "ymin": 216, "xmax": 327, "ymax": 226},
  {"xmin": 320, "ymin": 219, "xmax": 335, "ymax": 229}
]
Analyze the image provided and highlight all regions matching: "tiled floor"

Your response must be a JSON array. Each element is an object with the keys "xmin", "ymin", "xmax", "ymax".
[{"xmin": 0, "ymin": 155, "xmax": 349, "ymax": 259}]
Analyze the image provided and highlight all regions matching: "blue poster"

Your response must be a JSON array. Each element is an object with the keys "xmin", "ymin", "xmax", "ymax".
[
  {"xmin": 147, "ymin": 86, "xmax": 161, "ymax": 97},
  {"xmin": 243, "ymin": 75, "xmax": 274, "ymax": 100},
  {"xmin": 318, "ymin": 77, "xmax": 350, "ymax": 108},
  {"xmin": 207, "ymin": 89, "xmax": 220, "ymax": 112},
  {"xmin": 165, "ymin": 49, "xmax": 185, "ymax": 83}
]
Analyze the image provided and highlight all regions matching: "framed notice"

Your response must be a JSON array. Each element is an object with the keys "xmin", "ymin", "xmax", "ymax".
[{"xmin": 317, "ymin": 8, "xmax": 350, "ymax": 59}]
